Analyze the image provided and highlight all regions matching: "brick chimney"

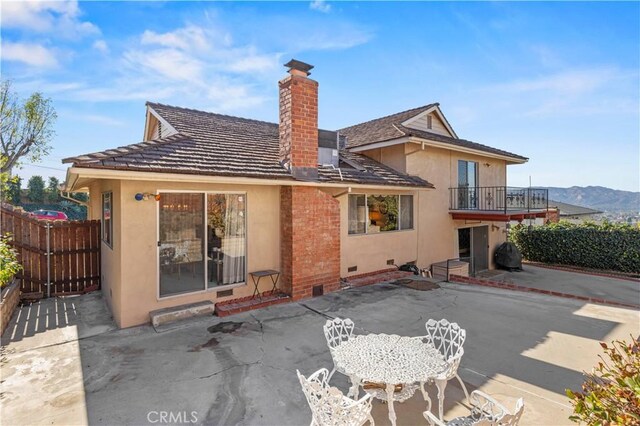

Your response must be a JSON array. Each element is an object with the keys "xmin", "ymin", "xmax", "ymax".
[{"xmin": 279, "ymin": 59, "xmax": 318, "ymax": 180}]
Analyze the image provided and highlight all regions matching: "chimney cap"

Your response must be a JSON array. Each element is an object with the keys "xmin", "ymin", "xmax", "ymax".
[{"xmin": 284, "ymin": 59, "xmax": 314, "ymax": 76}]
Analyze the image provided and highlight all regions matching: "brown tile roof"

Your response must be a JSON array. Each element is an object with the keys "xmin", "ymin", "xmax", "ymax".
[
  {"xmin": 339, "ymin": 105, "xmax": 527, "ymax": 161},
  {"xmin": 63, "ymin": 103, "xmax": 432, "ymax": 188},
  {"xmin": 396, "ymin": 125, "xmax": 528, "ymax": 161},
  {"xmin": 339, "ymin": 104, "xmax": 437, "ymax": 147}
]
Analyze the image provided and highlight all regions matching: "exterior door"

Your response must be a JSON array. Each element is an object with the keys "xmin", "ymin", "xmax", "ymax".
[
  {"xmin": 472, "ymin": 226, "xmax": 489, "ymax": 272},
  {"xmin": 158, "ymin": 193, "xmax": 206, "ymax": 297}
]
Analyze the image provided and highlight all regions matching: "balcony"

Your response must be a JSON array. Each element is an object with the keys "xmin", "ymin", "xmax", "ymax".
[{"xmin": 449, "ymin": 186, "xmax": 549, "ymax": 222}]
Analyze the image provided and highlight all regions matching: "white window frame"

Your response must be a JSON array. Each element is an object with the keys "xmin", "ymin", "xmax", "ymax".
[
  {"xmin": 348, "ymin": 193, "xmax": 414, "ymax": 236},
  {"xmin": 156, "ymin": 190, "xmax": 248, "ymax": 300}
]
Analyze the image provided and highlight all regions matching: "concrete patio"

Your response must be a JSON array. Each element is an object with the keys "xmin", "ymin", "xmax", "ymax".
[{"xmin": 1, "ymin": 280, "xmax": 638, "ymax": 425}]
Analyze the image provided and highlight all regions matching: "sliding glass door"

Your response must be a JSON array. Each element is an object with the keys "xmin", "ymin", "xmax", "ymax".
[
  {"xmin": 158, "ymin": 192, "xmax": 246, "ymax": 298},
  {"xmin": 159, "ymin": 193, "xmax": 206, "ymax": 297}
]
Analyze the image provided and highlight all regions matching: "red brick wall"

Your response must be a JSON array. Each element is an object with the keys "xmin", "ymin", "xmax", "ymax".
[
  {"xmin": 279, "ymin": 74, "xmax": 318, "ymax": 170},
  {"xmin": 280, "ymin": 186, "xmax": 340, "ymax": 301},
  {"xmin": 545, "ymin": 208, "xmax": 560, "ymax": 224}
]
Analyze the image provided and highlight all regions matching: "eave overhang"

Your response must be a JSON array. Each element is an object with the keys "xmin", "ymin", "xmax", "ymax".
[{"xmin": 63, "ymin": 167, "xmax": 434, "ymax": 193}]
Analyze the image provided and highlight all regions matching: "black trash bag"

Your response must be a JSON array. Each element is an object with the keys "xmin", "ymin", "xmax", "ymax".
[
  {"xmin": 494, "ymin": 242, "xmax": 523, "ymax": 271},
  {"xmin": 398, "ymin": 263, "xmax": 420, "ymax": 275}
]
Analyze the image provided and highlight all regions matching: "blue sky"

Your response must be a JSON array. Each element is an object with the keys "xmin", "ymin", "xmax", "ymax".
[{"xmin": 2, "ymin": 1, "xmax": 639, "ymax": 191}]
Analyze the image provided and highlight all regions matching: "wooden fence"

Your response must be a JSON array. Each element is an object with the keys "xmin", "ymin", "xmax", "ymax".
[{"xmin": 1, "ymin": 203, "xmax": 100, "ymax": 299}]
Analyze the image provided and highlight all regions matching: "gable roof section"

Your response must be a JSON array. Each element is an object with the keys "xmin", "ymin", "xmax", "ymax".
[
  {"xmin": 339, "ymin": 104, "xmax": 437, "ymax": 148},
  {"xmin": 340, "ymin": 104, "xmax": 527, "ymax": 162},
  {"xmin": 401, "ymin": 104, "xmax": 457, "ymax": 138},
  {"xmin": 63, "ymin": 102, "xmax": 432, "ymax": 188}
]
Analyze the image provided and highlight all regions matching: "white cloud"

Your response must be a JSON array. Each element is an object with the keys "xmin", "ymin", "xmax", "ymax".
[
  {"xmin": 479, "ymin": 67, "xmax": 638, "ymax": 118},
  {"xmin": 92, "ymin": 40, "xmax": 109, "ymax": 53},
  {"xmin": 118, "ymin": 24, "xmax": 280, "ymax": 111},
  {"xmin": 495, "ymin": 68, "xmax": 620, "ymax": 96},
  {"xmin": 1, "ymin": 0, "xmax": 99, "ymax": 38},
  {"xmin": 76, "ymin": 114, "xmax": 125, "ymax": 126},
  {"xmin": 141, "ymin": 25, "xmax": 214, "ymax": 52},
  {"xmin": 124, "ymin": 48, "xmax": 205, "ymax": 83},
  {"xmin": 310, "ymin": 0, "xmax": 331, "ymax": 13},
  {"xmin": 2, "ymin": 42, "xmax": 58, "ymax": 68}
]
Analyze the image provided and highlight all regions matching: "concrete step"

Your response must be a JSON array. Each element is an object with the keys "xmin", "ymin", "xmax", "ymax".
[{"xmin": 149, "ymin": 301, "xmax": 215, "ymax": 330}]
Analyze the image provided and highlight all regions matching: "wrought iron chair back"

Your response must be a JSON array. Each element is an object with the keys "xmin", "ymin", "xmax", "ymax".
[
  {"xmin": 297, "ymin": 368, "xmax": 374, "ymax": 426},
  {"xmin": 323, "ymin": 318, "xmax": 355, "ymax": 350},
  {"xmin": 424, "ymin": 319, "xmax": 466, "ymax": 369}
]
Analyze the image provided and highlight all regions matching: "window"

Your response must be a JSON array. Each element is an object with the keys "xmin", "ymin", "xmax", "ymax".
[
  {"xmin": 368, "ymin": 195, "xmax": 398, "ymax": 232},
  {"xmin": 348, "ymin": 194, "xmax": 366, "ymax": 234},
  {"xmin": 102, "ymin": 192, "xmax": 112, "ymax": 247},
  {"xmin": 458, "ymin": 160, "xmax": 478, "ymax": 209},
  {"xmin": 400, "ymin": 195, "xmax": 413, "ymax": 229},
  {"xmin": 427, "ymin": 115, "xmax": 433, "ymax": 129},
  {"xmin": 348, "ymin": 194, "xmax": 413, "ymax": 234}
]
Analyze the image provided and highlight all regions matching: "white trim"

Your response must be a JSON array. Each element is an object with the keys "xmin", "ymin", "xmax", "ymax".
[
  {"xmin": 66, "ymin": 167, "xmax": 433, "ymax": 192},
  {"xmin": 347, "ymin": 137, "xmax": 413, "ymax": 153},
  {"xmin": 146, "ymin": 106, "xmax": 178, "ymax": 140},
  {"xmin": 349, "ymin": 137, "xmax": 527, "ymax": 164},
  {"xmin": 156, "ymin": 190, "xmax": 248, "ymax": 300},
  {"xmin": 401, "ymin": 105, "xmax": 458, "ymax": 138}
]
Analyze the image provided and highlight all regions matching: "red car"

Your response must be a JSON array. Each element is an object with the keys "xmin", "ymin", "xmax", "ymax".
[{"xmin": 31, "ymin": 210, "xmax": 68, "ymax": 221}]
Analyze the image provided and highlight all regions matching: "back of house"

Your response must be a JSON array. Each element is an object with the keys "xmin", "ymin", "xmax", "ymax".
[{"xmin": 63, "ymin": 59, "xmax": 546, "ymax": 328}]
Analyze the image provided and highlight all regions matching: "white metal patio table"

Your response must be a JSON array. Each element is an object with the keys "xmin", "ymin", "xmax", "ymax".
[{"xmin": 332, "ymin": 333, "xmax": 449, "ymax": 426}]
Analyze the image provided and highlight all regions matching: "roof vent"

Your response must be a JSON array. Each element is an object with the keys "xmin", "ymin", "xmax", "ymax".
[{"xmin": 284, "ymin": 59, "xmax": 314, "ymax": 77}]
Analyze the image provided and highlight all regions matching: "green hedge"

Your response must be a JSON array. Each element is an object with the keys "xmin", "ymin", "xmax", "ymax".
[{"xmin": 510, "ymin": 221, "xmax": 640, "ymax": 274}]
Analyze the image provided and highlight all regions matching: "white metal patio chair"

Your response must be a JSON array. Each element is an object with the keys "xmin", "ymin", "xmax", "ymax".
[
  {"xmin": 323, "ymin": 317, "xmax": 355, "ymax": 381},
  {"xmin": 419, "ymin": 318, "xmax": 470, "ymax": 420},
  {"xmin": 423, "ymin": 390, "xmax": 524, "ymax": 426},
  {"xmin": 297, "ymin": 368, "xmax": 374, "ymax": 426}
]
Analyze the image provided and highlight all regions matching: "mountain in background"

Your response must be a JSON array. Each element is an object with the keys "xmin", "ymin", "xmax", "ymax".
[{"xmin": 544, "ymin": 186, "xmax": 639, "ymax": 212}]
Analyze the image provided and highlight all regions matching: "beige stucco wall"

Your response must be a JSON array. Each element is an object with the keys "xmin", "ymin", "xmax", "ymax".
[
  {"xmin": 87, "ymin": 179, "xmax": 123, "ymax": 326},
  {"xmin": 355, "ymin": 143, "xmax": 510, "ymax": 272},
  {"xmin": 408, "ymin": 146, "xmax": 508, "ymax": 269},
  {"xmin": 89, "ymin": 179, "xmax": 281, "ymax": 328},
  {"xmin": 338, "ymin": 189, "xmax": 418, "ymax": 277}
]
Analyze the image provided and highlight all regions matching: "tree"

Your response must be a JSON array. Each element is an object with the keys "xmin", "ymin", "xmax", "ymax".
[
  {"xmin": 0, "ymin": 80, "xmax": 57, "ymax": 175},
  {"xmin": 27, "ymin": 175, "xmax": 45, "ymax": 203},
  {"xmin": 3, "ymin": 175, "xmax": 22, "ymax": 204},
  {"xmin": 46, "ymin": 176, "xmax": 61, "ymax": 203}
]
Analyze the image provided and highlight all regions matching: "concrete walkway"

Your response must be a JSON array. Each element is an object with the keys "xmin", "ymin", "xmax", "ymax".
[
  {"xmin": 494, "ymin": 265, "xmax": 640, "ymax": 307},
  {"xmin": 1, "ymin": 283, "xmax": 638, "ymax": 425}
]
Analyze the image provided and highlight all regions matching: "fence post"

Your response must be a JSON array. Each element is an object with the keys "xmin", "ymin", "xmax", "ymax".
[{"xmin": 46, "ymin": 223, "xmax": 51, "ymax": 298}]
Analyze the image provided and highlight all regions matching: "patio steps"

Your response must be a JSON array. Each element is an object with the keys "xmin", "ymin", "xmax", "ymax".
[
  {"xmin": 344, "ymin": 269, "xmax": 415, "ymax": 288},
  {"xmin": 149, "ymin": 301, "xmax": 215, "ymax": 330},
  {"xmin": 215, "ymin": 292, "xmax": 291, "ymax": 317}
]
